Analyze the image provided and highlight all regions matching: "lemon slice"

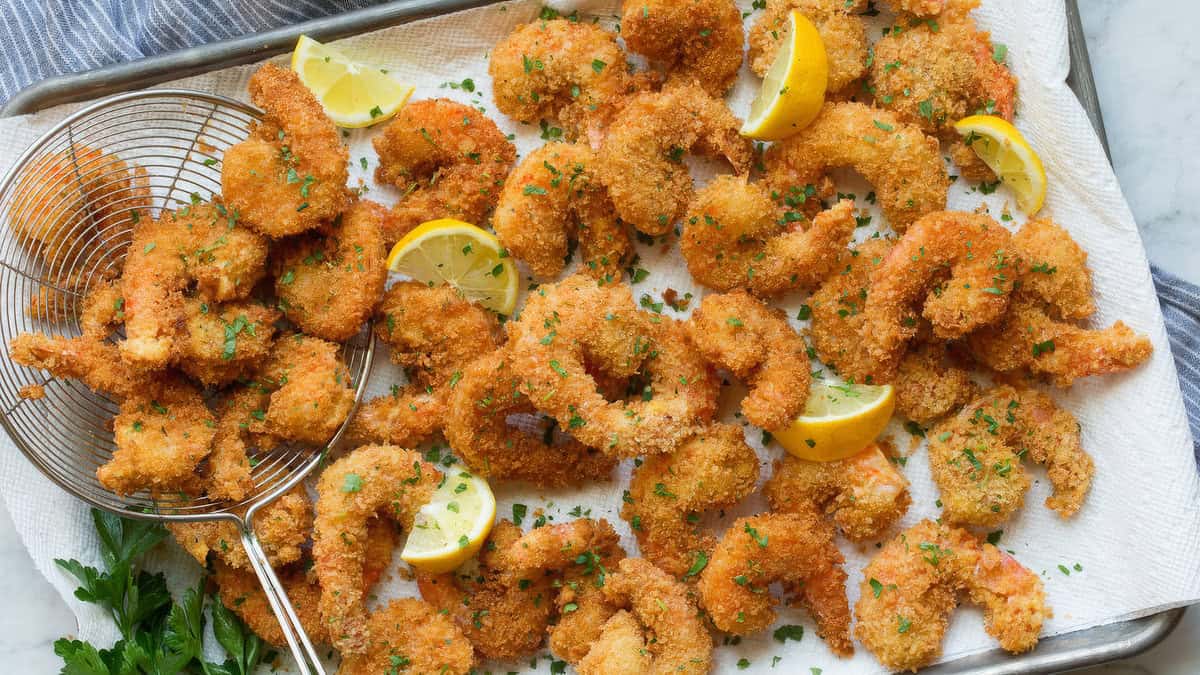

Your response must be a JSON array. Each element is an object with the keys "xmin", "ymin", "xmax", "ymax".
[
  {"xmin": 291, "ymin": 35, "xmax": 414, "ymax": 128},
  {"xmin": 386, "ymin": 219, "xmax": 519, "ymax": 315},
  {"xmin": 401, "ymin": 470, "xmax": 496, "ymax": 574},
  {"xmin": 774, "ymin": 381, "xmax": 895, "ymax": 462},
  {"xmin": 741, "ymin": 10, "xmax": 828, "ymax": 141},
  {"xmin": 953, "ymin": 115, "xmax": 1048, "ymax": 215}
]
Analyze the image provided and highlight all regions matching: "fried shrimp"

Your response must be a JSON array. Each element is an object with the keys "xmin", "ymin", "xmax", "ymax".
[
  {"xmin": 861, "ymin": 211, "xmax": 1017, "ymax": 379},
  {"xmin": 446, "ymin": 348, "xmax": 616, "ymax": 486},
  {"xmin": 763, "ymin": 102, "xmax": 948, "ymax": 234},
  {"xmin": 620, "ymin": 0, "xmax": 744, "ymax": 97},
  {"xmin": 175, "ymin": 299, "xmax": 279, "ymax": 387},
  {"xmin": 9, "ymin": 333, "xmax": 138, "ymax": 399},
  {"xmin": 855, "ymin": 519, "xmax": 1049, "ymax": 671},
  {"xmin": 598, "ymin": 84, "xmax": 753, "ymax": 236},
  {"xmin": 688, "ymin": 291, "xmax": 811, "ymax": 430},
  {"xmin": 507, "ymin": 274, "xmax": 719, "ymax": 457},
  {"xmin": 1012, "ymin": 217, "xmax": 1095, "ymax": 320},
  {"xmin": 748, "ymin": 0, "xmax": 869, "ymax": 94},
  {"xmin": 273, "ymin": 198, "xmax": 387, "ymax": 341},
  {"xmin": 373, "ymin": 99, "xmax": 516, "ymax": 242},
  {"xmin": 250, "ymin": 334, "xmax": 356, "ymax": 446},
  {"xmin": 535, "ymin": 522, "xmax": 628, "ymax": 664},
  {"xmin": 221, "ymin": 62, "xmax": 350, "ymax": 238},
  {"xmin": 493, "ymin": 142, "xmax": 630, "ymax": 280},
  {"xmin": 313, "ymin": 445, "xmax": 440, "ymax": 655},
  {"xmin": 893, "ymin": 340, "xmax": 977, "ymax": 424},
  {"xmin": 764, "ymin": 444, "xmax": 910, "ymax": 541},
  {"xmin": 928, "ymin": 385, "xmax": 1093, "ymax": 525},
  {"xmin": 577, "ymin": 557, "xmax": 712, "ymax": 675},
  {"xmin": 213, "ymin": 560, "xmax": 327, "ymax": 646},
  {"xmin": 809, "ymin": 239, "xmax": 901, "ymax": 382},
  {"xmin": 339, "ymin": 598, "xmax": 475, "ymax": 675},
  {"xmin": 621, "ymin": 423, "xmax": 758, "ymax": 577},
  {"xmin": 697, "ymin": 512, "xmax": 853, "ymax": 655},
  {"xmin": 169, "ymin": 487, "xmax": 313, "ymax": 570},
  {"xmin": 680, "ymin": 176, "xmax": 856, "ymax": 297},
  {"xmin": 203, "ymin": 386, "xmax": 267, "ymax": 501}
]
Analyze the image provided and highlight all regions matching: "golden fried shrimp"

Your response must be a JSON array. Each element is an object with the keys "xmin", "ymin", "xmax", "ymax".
[
  {"xmin": 503, "ymin": 518, "xmax": 621, "ymax": 573},
  {"xmin": 809, "ymin": 239, "xmax": 901, "ymax": 383},
  {"xmin": 417, "ymin": 520, "xmax": 556, "ymax": 661},
  {"xmin": 966, "ymin": 296, "xmax": 1153, "ymax": 387},
  {"xmin": 346, "ymin": 388, "xmax": 447, "ymax": 447},
  {"xmin": 681, "ymin": 176, "xmax": 856, "ymax": 296},
  {"xmin": 1012, "ymin": 217, "xmax": 1096, "ymax": 320},
  {"xmin": 314, "ymin": 445, "xmax": 440, "ymax": 655},
  {"xmin": 446, "ymin": 348, "xmax": 616, "ymax": 486},
  {"xmin": 493, "ymin": 142, "xmax": 630, "ymax": 280},
  {"xmin": 749, "ymin": 0, "xmax": 868, "ymax": 94},
  {"xmin": 175, "ymin": 299, "xmax": 279, "ymax": 387},
  {"xmin": 186, "ymin": 207, "xmax": 269, "ymax": 303},
  {"xmin": 861, "ymin": 211, "xmax": 1016, "ymax": 379},
  {"xmin": 928, "ymin": 385, "xmax": 1093, "ymax": 525},
  {"xmin": 697, "ymin": 512, "xmax": 852, "ymax": 655},
  {"xmin": 373, "ymin": 99, "xmax": 515, "ymax": 242},
  {"xmin": 855, "ymin": 519, "xmax": 1049, "ymax": 671},
  {"xmin": 169, "ymin": 486, "xmax": 313, "ymax": 570},
  {"xmin": 222, "ymin": 63, "xmax": 350, "ymax": 238},
  {"xmin": 894, "ymin": 340, "xmax": 977, "ymax": 424},
  {"xmin": 339, "ymin": 598, "xmax": 475, "ymax": 675},
  {"xmin": 9, "ymin": 332, "xmax": 138, "ymax": 399},
  {"xmin": 688, "ymin": 291, "xmax": 811, "ymax": 430},
  {"xmin": 580, "ymin": 557, "xmax": 712, "ymax": 675},
  {"xmin": 543, "ymin": 524, "xmax": 628, "ymax": 664},
  {"xmin": 765, "ymin": 444, "xmax": 910, "ymax": 541},
  {"xmin": 763, "ymin": 102, "xmax": 948, "ymax": 234},
  {"xmin": 507, "ymin": 274, "xmax": 719, "ymax": 457},
  {"xmin": 273, "ymin": 198, "xmax": 387, "ymax": 341},
  {"xmin": 213, "ymin": 560, "xmax": 327, "ymax": 647},
  {"xmin": 621, "ymin": 424, "xmax": 758, "ymax": 577},
  {"xmin": 620, "ymin": 0, "xmax": 744, "ymax": 97},
  {"xmin": 249, "ymin": 334, "xmax": 356, "ymax": 446},
  {"xmin": 598, "ymin": 84, "xmax": 753, "ymax": 236},
  {"xmin": 203, "ymin": 387, "xmax": 265, "ymax": 502}
]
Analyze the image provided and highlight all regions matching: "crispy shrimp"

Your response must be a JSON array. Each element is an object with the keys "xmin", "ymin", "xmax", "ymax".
[
  {"xmin": 339, "ymin": 598, "xmax": 475, "ymax": 675},
  {"xmin": 313, "ymin": 445, "xmax": 440, "ymax": 655},
  {"xmin": 202, "ymin": 386, "xmax": 267, "ymax": 501},
  {"xmin": 620, "ymin": 0, "xmax": 744, "ymax": 97},
  {"xmin": 688, "ymin": 291, "xmax": 811, "ymax": 430},
  {"xmin": 855, "ymin": 519, "xmax": 1049, "ymax": 672},
  {"xmin": 274, "ymin": 198, "xmax": 387, "ymax": 341},
  {"xmin": 577, "ymin": 557, "xmax": 712, "ymax": 675},
  {"xmin": 9, "ymin": 332, "xmax": 139, "ymax": 399},
  {"xmin": 493, "ymin": 142, "xmax": 630, "ymax": 280},
  {"xmin": 175, "ymin": 298, "xmax": 279, "ymax": 387},
  {"xmin": 221, "ymin": 62, "xmax": 350, "ymax": 238},
  {"xmin": 535, "ymin": 523, "xmax": 628, "ymax": 664},
  {"xmin": 169, "ymin": 486, "xmax": 313, "ymax": 570},
  {"xmin": 928, "ymin": 385, "xmax": 1093, "ymax": 526},
  {"xmin": 506, "ymin": 274, "xmax": 719, "ymax": 457},
  {"xmin": 809, "ymin": 239, "xmax": 901, "ymax": 383},
  {"xmin": 1012, "ymin": 217, "xmax": 1096, "ymax": 320},
  {"xmin": 621, "ymin": 423, "xmax": 758, "ymax": 577},
  {"xmin": 893, "ymin": 340, "xmax": 977, "ymax": 424},
  {"xmin": 861, "ymin": 211, "xmax": 1017, "ymax": 380},
  {"xmin": 680, "ymin": 176, "xmax": 856, "ymax": 297},
  {"xmin": 763, "ymin": 102, "xmax": 948, "ymax": 234},
  {"xmin": 249, "ymin": 334, "xmax": 356, "ymax": 446},
  {"xmin": 598, "ymin": 83, "xmax": 753, "ymax": 236},
  {"xmin": 764, "ymin": 443, "xmax": 910, "ymax": 541},
  {"xmin": 749, "ymin": 0, "xmax": 869, "ymax": 94},
  {"xmin": 373, "ymin": 99, "xmax": 516, "ymax": 242},
  {"xmin": 446, "ymin": 348, "xmax": 617, "ymax": 486},
  {"xmin": 697, "ymin": 512, "xmax": 853, "ymax": 655}
]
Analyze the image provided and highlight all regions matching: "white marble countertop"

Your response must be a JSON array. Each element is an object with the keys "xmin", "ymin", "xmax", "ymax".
[{"xmin": 2, "ymin": 0, "xmax": 1197, "ymax": 672}]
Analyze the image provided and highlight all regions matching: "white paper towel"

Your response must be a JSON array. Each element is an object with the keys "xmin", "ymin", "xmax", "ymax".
[{"xmin": 0, "ymin": 0, "xmax": 1197, "ymax": 672}]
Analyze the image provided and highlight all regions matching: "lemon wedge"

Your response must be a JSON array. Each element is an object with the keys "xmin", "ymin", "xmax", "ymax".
[
  {"xmin": 386, "ymin": 219, "xmax": 519, "ymax": 315},
  {"xmin": 774, "ymin": 380, "xmax": 895, "ymax": 462},
  {"xmin": 401, "ymin": 470, "xmax": 496, "ymax": 574},
  {"xmin": 741, "ymin": 10, "xmax": 828, "ymax": 141},
  {"xmin": 953, "ymin": 115, "xmax": 1048, "ymax": 215},
  {"xmin": 291, "ymin": 35, "xmax": 414, "ymax": 128}
]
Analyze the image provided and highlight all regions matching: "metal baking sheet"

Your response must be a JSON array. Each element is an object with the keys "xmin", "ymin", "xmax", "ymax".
[{"xmin": 0, "ymin": 0, "xmax": 1184, "ymax": 670}]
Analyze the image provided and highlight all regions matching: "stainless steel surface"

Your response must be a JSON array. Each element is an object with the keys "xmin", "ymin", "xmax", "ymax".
[{"xmin": 0, "ymin": 0, "xmax": 1185, "ymax": 671}]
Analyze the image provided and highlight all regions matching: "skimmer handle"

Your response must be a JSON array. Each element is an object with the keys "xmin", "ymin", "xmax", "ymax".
[{"xmin": 240, "ymin": 525, "xmax": 327, "ymax": 675}]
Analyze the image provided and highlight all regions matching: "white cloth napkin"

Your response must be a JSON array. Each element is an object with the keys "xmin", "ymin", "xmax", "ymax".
[{"xmin": 1, "ymin": 0, "xmax": 1197, "ymax": 672}]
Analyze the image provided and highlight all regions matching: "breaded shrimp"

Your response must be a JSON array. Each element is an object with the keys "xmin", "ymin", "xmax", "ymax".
[
  {"xmin": 680, "ymin": 176, "xmax": 856, "ymax": 297},
  {"xmin": 174, "ymin": 298, "xmax": 279, "ymax": 388},
  {"xmin": 575, "ymin": 610, "xmax": 652, "ymax": 675},
  {"xmin": 203, "ymin": 386, "xmax": 268, "ymax": 502},
  {"xmin": 493, "ymin": 142, "xmax": 630, "ymax": 280},
  {"xmin": 249, "ymin": 334, "xmax": 356, "ymax": 446},
  {"xmin": 274, "ymin": 198, "xmax": 387, "ymax": 341},
  {"xmin": 763, "ymin": 102, "xmax": 948, "ymax": 234},
  {"xmin": 764, "ymin": 444, "xmax": 910, "ymax": 541},
  {"xmin": 697, "ymin": 512, "xmax": 852, "ymax": 655},
  {"xmin": 598, "ymin": 83, "xmax": 753, "ymax": 236},
  {"xmin": 893, "ymin": 340, "xmax": 977, "ymax": 424},
  {"xmin": 539, "ymin": 523, "xmax": 628, "ymax": 664},
  {"xmin": 855, "ymin": 519, "xmax": 1049, "ymax": 671},
  {"xmin": 169, "ymin": 486, "xmax": 313, "ymax": 570},
  {"xmin": 213, "ymin": 560, "xmax": 327, "ymax": 647},
  {"xmin": 928, "ymin": 385, "xmax": 1093, "ymax": 525},
  {"xmin": 339, "ymin": 598, "xmax": 475, "ymax": 675},
  {"xmin": 688, "ymin": 291, "xmax": 811, "ymax": 430},
  {"xmin": 620, "ymin": 0, "xmax": 744, "ymax": 97},
  {"xmin": 749, "ymin": 0, "xmax": 869, "ymax": 94},
  {"xmin": 1012, "ymin": 217, "xmax": 1095, "ymax": 320},
  {"xmin": 621, "ymin": 424, "xmax": 758, "ymax": 577},
  {"xmin": 373, "ymin": 99, "xmax": 516, "ymax": 242},
  {"xmin": 313, "ymin": 445, "xmax": 440, "ymax": 655},
  {"xmin": 9, "ymin": 332, "xmax": 139, "ymax": 399},
  {"xmin": 221, "ymin": 63, "xmax": 350, "ymax": 238}
]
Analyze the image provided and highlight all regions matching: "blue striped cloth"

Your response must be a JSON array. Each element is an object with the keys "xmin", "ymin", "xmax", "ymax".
[{"xmin": 0, "ymin": 1, "xmax": 1196, "ymax": 458}]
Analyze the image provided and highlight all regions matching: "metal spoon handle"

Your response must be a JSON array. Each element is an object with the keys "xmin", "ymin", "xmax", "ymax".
[{"xmin": 239, "ymin": 525, "xmax": 326, "ymax": 675}]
